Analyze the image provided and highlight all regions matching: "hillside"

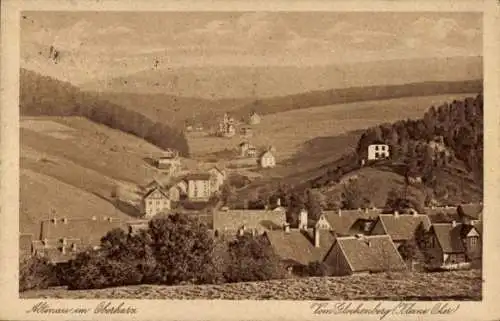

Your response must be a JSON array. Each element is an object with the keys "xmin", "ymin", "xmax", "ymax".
[
  {"xmin": 307, "ymin": 93, "xmax": 484, "ymax": 208},
  {"xmin": 81, "ymin": 56, "xmax": 482, "ymax": 99},
  {"xmin": 19, "ymin": 116, "xmax": 198, "ymax": 235},
  {"xmin": 187, "ymin": 94, "xmax": 478, "ymax": 162},
  {"xmin": 20, "ymin": 69, "xmax": 190, "ymax": 156},
  {"xmin": 21, "ymin": 270, "xmax": 481, "ymax": 300},
  {"xmin": 92, "ymin": 80, "xmax": 482, "ymax": 129}
]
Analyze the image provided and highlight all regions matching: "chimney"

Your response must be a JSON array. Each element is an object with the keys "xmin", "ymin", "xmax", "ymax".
[
  {"xmin": 299, "ymin": 209, "xmax": 308, "ymax": 230},
  {"xmin": 451, "ymin": 220, "xmax": 457, "ymax": 227},
  {"xmin": 52, "ymin": 217, "xmax": 57, "ymax": 225},
  {"xmin": 338, "ymin": 209, "xmax": 342, "ymax": 216},
  {"xmin": 238, "ymin": 227, "xmax": 244, "ymax": 237},
  {"xmin": 62, "ymin": 217, "xmax": 68, "ymax": 224},
  {"xmin": 364, "ymin": 208, "xmax": 369, "ymax": 213},
  {"xmin": 284, "ymin": 223, "xmax": 290, "ymax": 233},
  {"xmin": 394, "ymin": 210, "xmax": 399, "ymax": 217},
  {"xmin": 314, "ymin": 228, "xmax": 320, "ymax": 248},
  {"xmin": 276, "ymin": 198, "xmax": 281, "ymax": 207}
]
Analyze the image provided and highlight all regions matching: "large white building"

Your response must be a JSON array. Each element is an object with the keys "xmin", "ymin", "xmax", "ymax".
[{"xmin": 367, "ymin": 144, "xmax": 390, "ymax": 160}]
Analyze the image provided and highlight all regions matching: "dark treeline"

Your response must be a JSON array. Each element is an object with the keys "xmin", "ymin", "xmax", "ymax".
[
  {"xmin": 236, "ymin": 80, "xmax": 483, "ymax": 118},
  {"xmin": 356, "ymin": 93, "xmax": 483, "ymax": 186},
  {"xmin": 20, "ymin": 68, "xmax": 190, "ymax": 157}
]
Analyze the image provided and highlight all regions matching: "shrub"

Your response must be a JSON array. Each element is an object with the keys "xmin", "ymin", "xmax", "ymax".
[
  {"xmin": 306, "ymin": 261, "xmax": 330, "ymax": 277},
  {"xmin": 224, "ymin": 234, "xmax": 286, "ymax": 283},
  {"xmin": 147, "ymin": 213, "xmax": 217, "ymax": 285},
  {"xmin": 19, "ymin": 256, "xmax": 56, "ymax": 292},
  {"xmin": 64, "ymin": 250, "xmax": 109, "ymax": 290}
]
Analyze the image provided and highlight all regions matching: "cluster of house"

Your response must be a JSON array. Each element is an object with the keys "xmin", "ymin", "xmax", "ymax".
[
  {"xmin": 238, "ymin": 142, "xmax": 276, "ymax": 168},
  {"xmin": 20, "ymin": 202, "xmax": 482, "ymax": 275},
  {"xmin": 142, "ymin": 165, "xmax": 227, "ymax": 218},
  {"xmin": 217, "ymin": 112, "xmax": 261, "ymax": 138},
  {"xmin": 212, "ymin": 203, "xmax": 483, "ymax": 275}
]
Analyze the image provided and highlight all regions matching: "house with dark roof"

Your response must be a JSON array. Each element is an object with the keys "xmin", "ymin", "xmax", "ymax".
[
  {"xmin": 322, "ymin": 209, "xmax": 380, "ymax": 236},
  {"xmin": 370, "ymin": 212, "xmax": 432, "ymax": 248},
  {"xmin": 31, "ymin": 216, "xmax": 129, "ymax": 264},
  {"xmin": 265, "ymin": 227, "xmax": 336, "ymax": 274},
  {"xmin": 213, "ymin": 208, "xmax": 286, "ymax": 236},
  {"xmin": 323, "ymin": 234, "xmax": 407, "ymax": 276},
  {"xmin": 424, "ymin": 221, "xmax": 482, "ymax": 269}
]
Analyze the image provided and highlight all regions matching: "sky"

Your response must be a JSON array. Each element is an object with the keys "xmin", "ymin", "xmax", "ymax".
[{"xmin": 20, "ymin": 11, "xmax": 482, "ymax": 84}]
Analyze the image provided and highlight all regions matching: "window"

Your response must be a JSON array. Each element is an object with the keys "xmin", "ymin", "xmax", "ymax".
[
  {"xmin": 469, "ymin": 236, "xmax": 479, "ymax": 249},
  {"xmin": 375, "ymin": 152, "xmax": 380, "ymax": 158},
  {"xmin": 381, "ymin": 146, "xmax": 386, "ymax": 151}
]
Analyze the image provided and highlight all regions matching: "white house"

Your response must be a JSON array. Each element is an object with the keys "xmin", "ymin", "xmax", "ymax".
[
  {"xmin": 249, "ymin": 112, "xmax": 261, "ymax": 125},
  {"xmin": 367, "ymin": 144, "xmax": 390, "ymax": 160},
  {"xmin": 185, "ymin": 173, "xmax": 212, "ymax": 200},
  {"xmin": 260, "ymin": 150, "xmax": 276, "ymax": 168},
  {"xmin": 143, "ymin": 187, "xmax": 171, "ymax": 218}
]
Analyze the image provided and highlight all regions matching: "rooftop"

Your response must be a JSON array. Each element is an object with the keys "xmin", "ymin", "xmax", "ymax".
[
  {"xmin": 265, "ymin": 229, "xmax": 336, "ymax": 266},
  {"xmin": 376, "ymin": 213, "xmax": 432, "ymax": 241},
  {"xmin": 334, "ymin": 235, "xmax": 407, "ymax": 273},
  {"xmin": 322, "ymin": 209, "xmax": 380, "ymax": 236},
  {"xmin": 213, "ymin": 209, "xmax": 286, "ymax": 233}
]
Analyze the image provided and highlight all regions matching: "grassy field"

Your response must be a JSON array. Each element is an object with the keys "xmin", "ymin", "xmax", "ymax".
[
  {"xmin": 187, "ymin": 94, "xmax": 477, "ymax": 163},
  {"xmin": 21, "ymin": 270, "xmax": 482, "ymax": 300},
  {"xmin": 19, "ymin": 116, "xmax": 201, "ymax": 235}
]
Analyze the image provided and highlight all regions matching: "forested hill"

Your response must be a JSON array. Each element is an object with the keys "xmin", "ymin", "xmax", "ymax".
[
  {"xmin": 356, "ymin": 93, "xmax": 483, "ymax": 184},
  {"xmin": 309, "ymin": 93, "xmax": 483, "ymax": 205},
  {"xmin": 235, "ymin": 80, "xmax": 483, "ymax": 118},
  {"xmin": 20, "ymin": 68, "xmax": 190, "ymax": 157}
]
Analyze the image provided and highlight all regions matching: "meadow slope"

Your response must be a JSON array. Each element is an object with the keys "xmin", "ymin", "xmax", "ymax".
[
  {"xmin": 19, "ymin": 116, "xmax": 199, "ymax": 235},
  {"xmin": 21, "ymin": 270, "xmax": 482, "ymax": 300}
]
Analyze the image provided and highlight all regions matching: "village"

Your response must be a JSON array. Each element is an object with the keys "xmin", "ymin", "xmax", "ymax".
[{"xmin": 19, "ymin": 110, "xmax": 483, "ymax": 278}]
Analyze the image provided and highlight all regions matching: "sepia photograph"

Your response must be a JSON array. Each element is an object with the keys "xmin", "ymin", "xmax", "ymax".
[
  {"xmin": 14, "ymin": 9, "xmax": 486, "ymax": 301},
  {"xmin": 1, "ymin": 1, "xmax": 498, "ymax": 319}
]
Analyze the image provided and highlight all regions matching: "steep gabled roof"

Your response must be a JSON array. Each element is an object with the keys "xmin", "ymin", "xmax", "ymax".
[
  {"xmin": 336, "ymin": 235, "xmax": 406, "ymax": 273},
  {"xmin": 213, "ymin": 209, "xmax": 286, "ymax": 232},
  {"xmin": 143, "ymin": 186, "xmax": 170, "ymax": 200},
  {"xmin": 431, "ymin": 223, "xmax": 466, "ymax": 254},
  {"xmin": 322, "ymin": 210, "xmax": 379, "ymax": 236},
  {"xmin": 265, "ymin": 229, "xmax": 336, "ymax": 266},
  {"xmin": 457, "ymin": 204, "xmax": 483, "ymax": 220},
  {"xmin": 376, "ymin": 214, "xmax": 432, "ymax": 241},
  {"xmin": 39, "ymin": 217, "xmax": 127, "ymax": 248}
]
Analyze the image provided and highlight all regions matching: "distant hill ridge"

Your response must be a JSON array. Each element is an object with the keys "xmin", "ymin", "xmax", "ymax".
[
  {"xmin": 20, "ymin": 68, "xmax": 190, "ymax": 157},
  {"xmin": 95, "ymin": 79, "xmax": 482, "ymax": 128}
]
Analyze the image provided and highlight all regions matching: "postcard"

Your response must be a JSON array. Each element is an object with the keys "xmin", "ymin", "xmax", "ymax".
[{"xmin": 1, "ymin": 0, "xmax": 499, "ymax": 320}]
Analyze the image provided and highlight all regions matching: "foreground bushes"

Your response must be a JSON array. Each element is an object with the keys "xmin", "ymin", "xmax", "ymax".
[
  {"xmin": 27, "ymin": 214, "xmax": 285, "ymax": 291},
  {"xmin": 19, "ymin": 256, "xmax": 56, "ymax": 292},
  {"xmin": 224, "ymin": 234, "xmax": 286, "ymax": 283}
]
